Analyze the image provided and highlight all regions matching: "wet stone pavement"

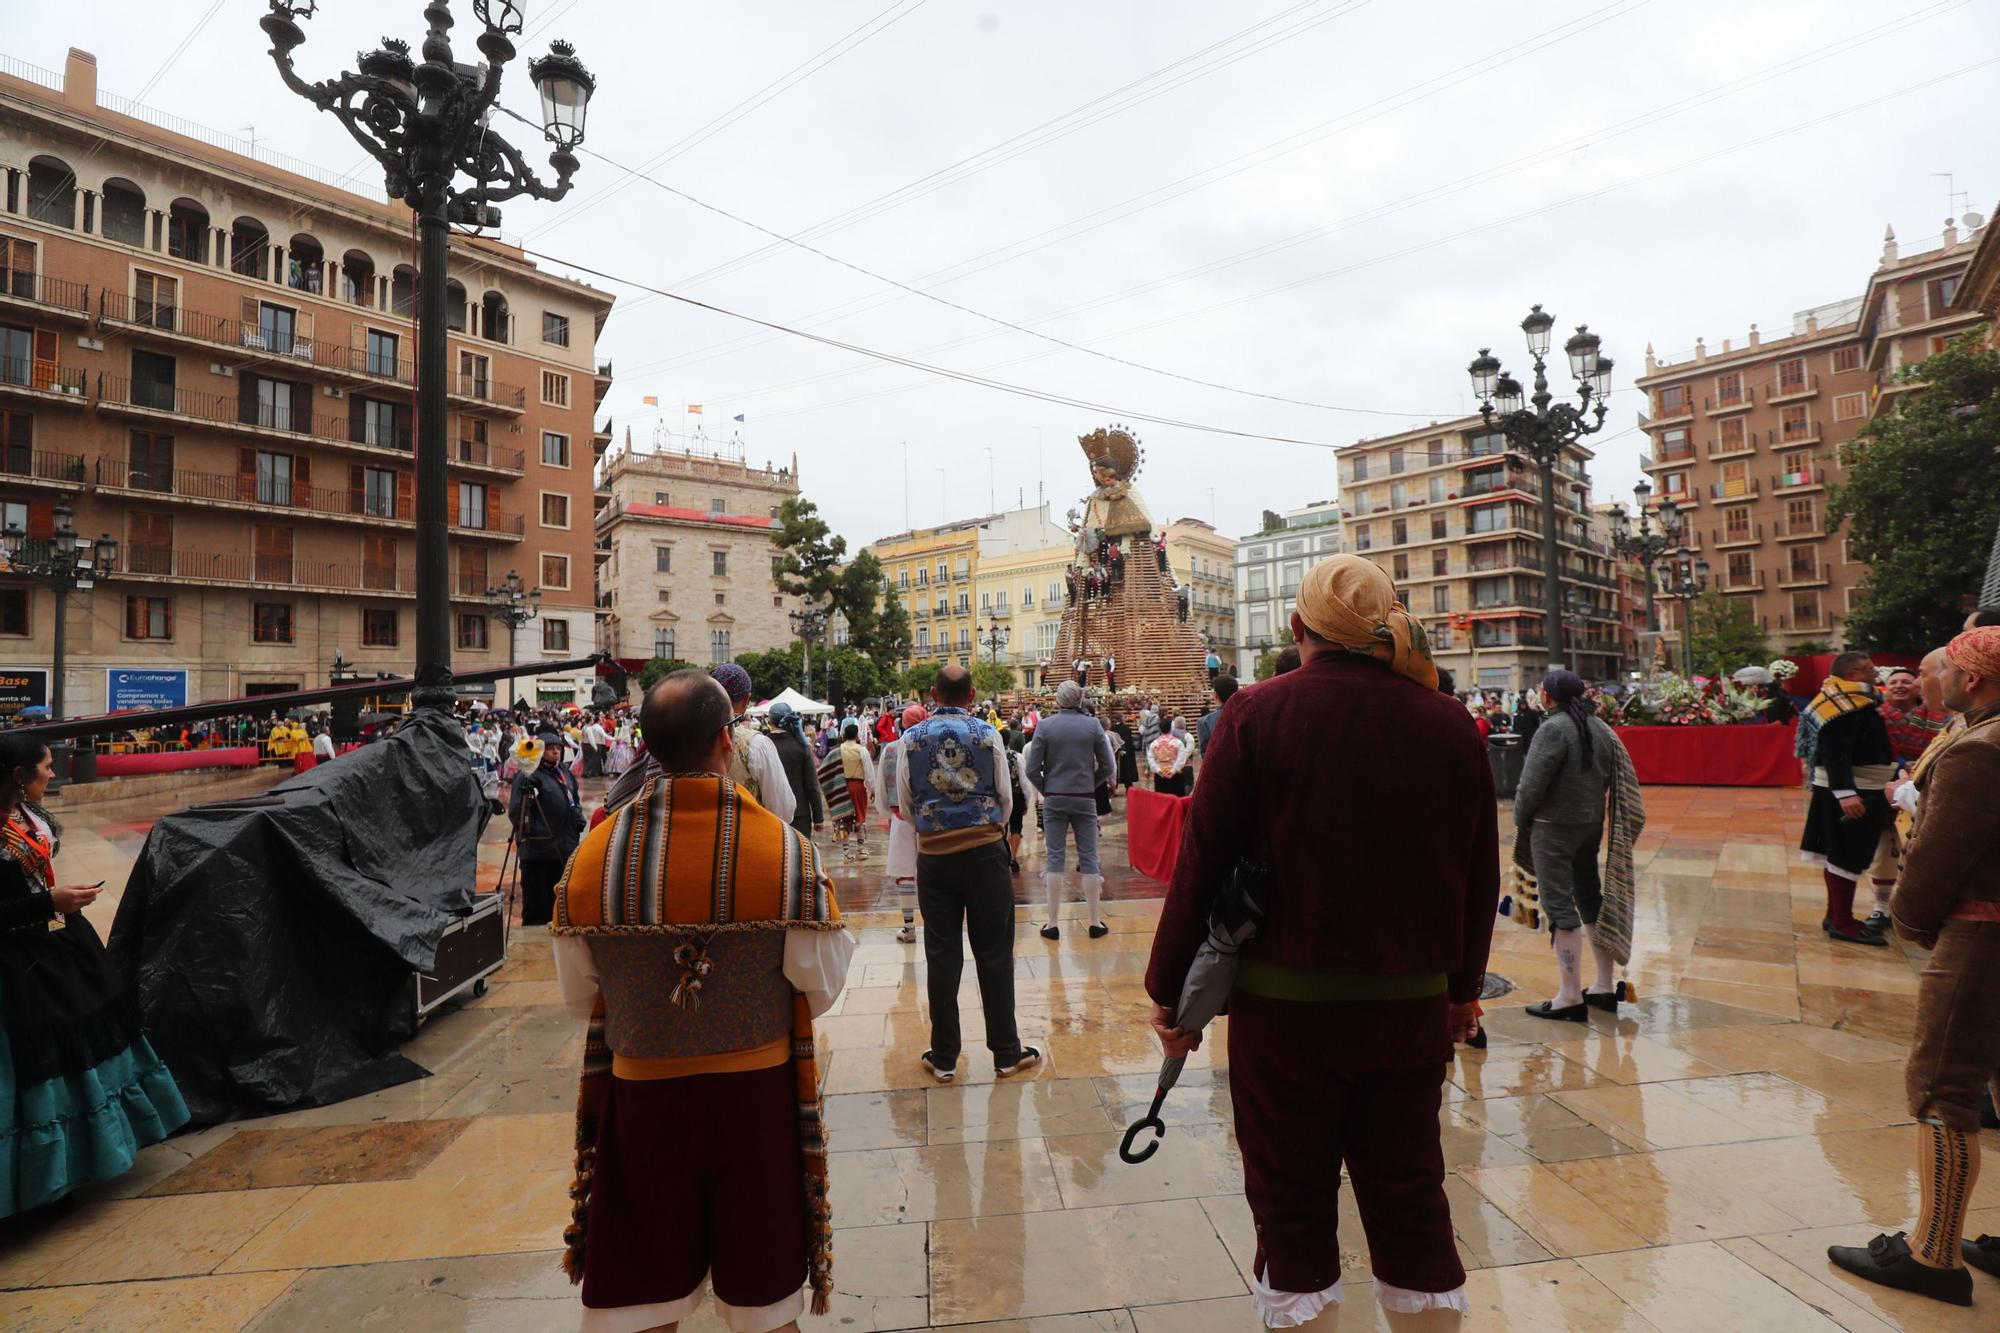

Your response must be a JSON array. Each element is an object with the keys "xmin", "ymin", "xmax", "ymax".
[{"xmin": 1, "ymin": 775, "xmax": 1996, "ymax": 1330}]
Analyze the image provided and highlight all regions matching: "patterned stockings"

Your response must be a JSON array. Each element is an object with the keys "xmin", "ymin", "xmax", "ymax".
[{"xmin": 1912, "ymin": 1114, "xmax": 1981, "ymax": 1268}]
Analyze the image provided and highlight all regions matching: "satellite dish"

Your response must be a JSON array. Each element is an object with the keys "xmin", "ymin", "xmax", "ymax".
[{"xmin": 1965, "ymin": 211, "xmax": 1986, "ymax": 230}]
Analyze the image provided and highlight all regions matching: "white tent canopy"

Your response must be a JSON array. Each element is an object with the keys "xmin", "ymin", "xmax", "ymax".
[{"xmin": 748, "ymin": 686, "xmax": 835, "ymax": 717}]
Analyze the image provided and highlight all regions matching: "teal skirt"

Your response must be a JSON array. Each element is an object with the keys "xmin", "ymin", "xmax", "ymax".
[{"xmin": 0, "ymin": 1008, "xmax": 190, "ymax": 1218}]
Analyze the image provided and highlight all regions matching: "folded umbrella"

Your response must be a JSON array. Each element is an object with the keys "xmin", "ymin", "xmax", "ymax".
[{"xmin": 1120, "ymin": 860, "xmax": 1269, "ymax": 1165}]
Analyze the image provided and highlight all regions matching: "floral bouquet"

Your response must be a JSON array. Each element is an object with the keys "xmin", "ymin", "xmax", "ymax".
[{"xmin": 1769, "ymin": 658, "xmax": 1799, "ymax": 683}]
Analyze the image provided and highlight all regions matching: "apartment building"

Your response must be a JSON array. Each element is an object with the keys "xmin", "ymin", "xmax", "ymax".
[
  {"xmin": 0, "ymin": 50, "xmax": 612, "ymax": 710},
  {"xmin": 1160, "ymin": 517, "xmax": 1237, "ymax": 666},
  {"xmin": 594, "ymin": 443, "xmax": 800, "ymax": 668},
  {"xmin": 870, "ymin": 503, "xmax": 1069, "ymax": 672},
  {"xmin": 1594, "ymin": 503, "xmax": 1650, "ymax": 670},
  {"xmin": 1233, "ymin": 500, "xmax": 1341, "ymax": 677},
  {"xmin": 1632, "ymin": 220, "xmax": 1985, "ymax": 651},
  {"xmin": 1336, "ymin": 417, "xmax": 1622, "ymax": 691},
  {"xmin": 972, "ymin": 542, "xmax": 1070, "ymax": 687}
]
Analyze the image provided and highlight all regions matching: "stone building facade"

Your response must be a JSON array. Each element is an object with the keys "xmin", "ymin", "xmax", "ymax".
[
  {"xmin": 1232, "ymin": 501, "xmax": 1342, "ymax": 678},
  {"xmin": 593, "ymin": 444, "xmax": 800, "ymax": 667},
  {"xmin": 1160, "ymin": 517, "xmax": 1237, "ymax": 667},
  {"xmin": 0, "ymin": 49, "xmax": 612, "ymax": 709}
]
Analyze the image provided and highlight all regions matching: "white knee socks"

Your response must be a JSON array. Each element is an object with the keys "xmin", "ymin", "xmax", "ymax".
[
  {"xmin": 1082, "ymin": 872, "xmax": 1104, "ymax": 928},
  {"xmin": 1043, "ymin": 873, "xmax": 1066, "ymax": 929},
  {"xmin": 1550, "ymin": 926, "xmax": 1584, "ymax": 1007},
  {"xmin": 897, "ymin": 877, "xmax": 915, "ymax": 925}
]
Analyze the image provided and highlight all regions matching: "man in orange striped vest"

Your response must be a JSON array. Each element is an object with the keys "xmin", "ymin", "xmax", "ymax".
[{"xmin": 552, "ymin": 670, "xmax": 856, "ymax": 1332}]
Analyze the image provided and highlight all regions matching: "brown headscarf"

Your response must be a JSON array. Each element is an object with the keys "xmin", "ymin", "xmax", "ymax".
[
  {"xmin": 1946, "ymin": 626, "xmax": 2000, "ymax": 680},
  {"xmin": 1295, "ymin": 555, "xmax": 1439, "ymax": 690}
]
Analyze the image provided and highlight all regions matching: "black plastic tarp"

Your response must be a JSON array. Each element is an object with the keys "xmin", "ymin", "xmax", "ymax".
[{"xmin": 107, "ymin": 710, "xmax": 490, "ymax": 1124}]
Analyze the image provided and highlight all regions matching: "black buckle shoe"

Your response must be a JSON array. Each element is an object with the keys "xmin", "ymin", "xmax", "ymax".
[
  {"xmin": 1826, "ymin": 920, "xmax": 1889, "ymax": 947},
  {"xmin": 1584, "ymin": 982, "xmax": 1625, "ymax": 1014},
  {"xmin": 1525, "ymin": 1000, "xmax": 1589, "ymax": 1023},
  {"xmin": 1827, "ymin": 1232, "xmax": 1973, "ymax": 1306}
]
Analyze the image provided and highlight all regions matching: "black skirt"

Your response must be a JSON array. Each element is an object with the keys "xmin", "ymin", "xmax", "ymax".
[
  {"xmin": 1799, "ymin": 787, "xmax": 1890, "ymax": 877},
  {"xmin": 0, "ymin": 913, "xmax": 144, "ymax": 1088}
]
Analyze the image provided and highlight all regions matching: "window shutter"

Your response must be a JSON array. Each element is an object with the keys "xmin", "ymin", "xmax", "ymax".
[
  {"xmin": 349, "ymin": 396, "xmax": 366, "ymax": 442},
  {"xmin": 164, "ymin": 597, "xmax": 174, "ymax": 638},
  {"xmin": 26, "ymin": 500, "xmax": 54, "ymax": 539},
  {"xmin": 126, "ymin": 595, "xmax": 141, "ymax": 639},
  {"xmin": 447, "ymin": 482, "xmax": 459, "ymax": 527},
  {"xmin": 291, "ymin": 380, "xmax": 312, "ymax": 436},
  {"xmin": 296, "ymin": 308, "xmax": 314, "ymax": 343},
  {"xmin": 238, "ymin": 370, "xmax": 258, "ymax": 425},
  {"xmin": 396, "ymin": 468, "xmax": 413, "ymax": 521},
  {"xmin": 240, "ymin": 295, "xmax": 260, "ymax": 344},
  {"xmin": 30, "ymin": 330, "xmax": 57, "ymax": 390},
  {"xmin": 238, "ymin": 447, "xmax": 256, "ymax": 503},
  {"xmin": 348, "ymin": 464, "xmax": 364, "ymax": 516},
  {"xmin": 293, "ymin": 454, "xmax": 310, "ymax": 507}
]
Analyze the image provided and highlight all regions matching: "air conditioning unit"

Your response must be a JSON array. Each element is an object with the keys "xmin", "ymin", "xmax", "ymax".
[
  {"xmin": 323, "ymin": 385, "xmax": 345, "ymax": 399},
  {"xmin": 211, "ymin": 363, "xmax": 234, "ymax": 377}
]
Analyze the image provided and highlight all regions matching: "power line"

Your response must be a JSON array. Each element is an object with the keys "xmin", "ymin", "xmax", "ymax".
[{"xmin": 520, "ymin": 0, "xmax": 933, "ymax": 242}]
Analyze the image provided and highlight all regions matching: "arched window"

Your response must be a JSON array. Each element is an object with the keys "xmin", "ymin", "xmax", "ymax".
[
  {"xmin": 26, "ymin": 156, "xmax": 76, "ymax": 228},
  {"xmin": 287, "ymin": 233, "xmax": 324, "ymax": 294},
  {"xmin": 480, "ymin": 290, "xmax": 510, "ymax": 343},
  {"xmin": 230, "ymin": 217, "xmax": 271, "ymax": 280},
  {"xmin": 167, "ymin": 198, "xmax": 210, "ymax": 262},
  {"xmin": 445, "ymin": 278, "xmax": 468, "ymax": 332},
  {"xmin": 391, "ymin": 264, "xmax": 417, "ymax": 317},
  {"xmin": 100, "ymin": 177, "xmax": 146, "ymax": 246},
  {"xmin": 341, "ymin": 249, "xmax": 375, "ymax": 307}
]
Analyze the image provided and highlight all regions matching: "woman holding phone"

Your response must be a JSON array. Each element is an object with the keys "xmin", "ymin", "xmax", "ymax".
[{"xmin": 0, "ymin": 732, "xmax": 188, "ymax": 1218}]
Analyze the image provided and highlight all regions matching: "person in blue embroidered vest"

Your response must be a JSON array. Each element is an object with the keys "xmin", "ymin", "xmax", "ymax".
[{"xmin": 896, "ymin": 665, "xmax": 1039, "ymax": 1084}]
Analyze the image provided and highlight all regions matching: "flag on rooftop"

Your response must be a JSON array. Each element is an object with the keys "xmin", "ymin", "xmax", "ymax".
[
  {"xmin": 641, "ymin": 395, "xmax": 657, "ymax": 406},
  {"xmin": 687, "ymin": 404, "xmax": 703, "ymax": 415}
]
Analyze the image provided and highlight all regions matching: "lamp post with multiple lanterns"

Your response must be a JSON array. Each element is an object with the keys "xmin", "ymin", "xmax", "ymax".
[
  {"xmin": 1656, "ymin": 554, "xmax": 1711, "ymax": 675},
  {"xmin": 791, "ymin": 606, "xmax": 828, "ymax": 699},
  {"xmin": 1467, "ymin": 306, "xmax": 1614, "ymax": 670},
  {"xmin": 485, "ymin": 568, "xmax": 542, "ymax": 668},
  {"xmin": 0, "ymin": 503, "xmax": 117, "ymax": 720},
  {"xmin": 1606, "ymin": 479, "xmax": 1686, "ymax": 634},
  {"xmin": 262, "ymin": 0, "xmax": 595, "ymax": 709}
]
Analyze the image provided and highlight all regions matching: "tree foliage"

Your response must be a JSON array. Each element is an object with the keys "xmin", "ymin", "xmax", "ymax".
[
  {"xmin": 1684, "ymin": 588, "xmax": 1770, "ymax": 679},
  {"xmin": 1253, "ymin": 624, "xmax": 1295, "ymax": 681},
  {"xmin": 899, "ymin": 662, "xmax": 941, "ymax": 697},
  {"xmin": 733, "ymin": 649, "xmax": 802, "ymax": 700},
  {"xmin": 1829, "ymin": 335, "xmax": 2000, "ymax": 652},
  {"xmin": 870, "ymin": 586, "xmax": 914, "ymax": 666},
  {"xmin": 637, "ymin": 657, "xmax": 700, "ymax": 690},
  {"xmin": 835, "ymin": 551, "xmax": 888, "ymax": 658},
  {"xmin": 971, "ymin": 660, "xmax": 1017, "ymax": 698},
  {"xmin": 771, "ymin": 496, "xmax": 847, "ymax": 610}
]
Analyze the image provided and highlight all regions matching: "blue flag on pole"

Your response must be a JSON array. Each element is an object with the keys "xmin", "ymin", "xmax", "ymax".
[{"xmin": 733, "ymin": 414, "xmax": 745, "ymax": 422}]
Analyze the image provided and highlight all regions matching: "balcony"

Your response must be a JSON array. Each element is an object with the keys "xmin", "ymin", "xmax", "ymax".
[
  {"xmin": 1704, "ymin": 436, "xmax": 1756, "ymax": 462},
  {"xmin": 1768, "ymin": 371, "xmax": 1820, "ymax": 404},
  {"xmin": 1704, "ymin": 386, "xmax": 1755, "ymax": 415},
  {"xmin": 1709, "ymin": 477, "xmax": 1760, "ymax": 501},
  {"xmin": 1650, "ymin": 439, "xmax": 1696, "ymax": 465},
  {"xmin": 110, "ymin": 547, "xmax": 450, "ymax": 599},
  {"xmin": 0, "ymin": 269, "xmax": 90, "ymax": 323},
  {"xmin": 448, "ymin": 371, "xmax": 526, "ymax": 415},
  {"xmin": 1713, "ymin": 521, "xmax": 1765, "ymax": 549},
  {"xmin": 1716, "ymin": 573, "xmax": 1766, "ymax": 593},
  {"xmin": 1772, "ymin": 465, "xmax": 1827, "ymax": 495},
  {"xmin": 1773, "ymin": 517, "xmax": 1824, "ymax": 542},
  {"xmin": 0, "ymin": 356, "xmax": 87, "ymax": 408},
  {"xmin": 1649, "ymin": 394, "xmax": 1696, "ymax": 425},
  {"xmin": 0, "ymin": 446, "xmax": 86, "ymax": 492},
  {"xmin": 1773, "ymin": 419, "xmax": 1821, "ymax": 448},
  {"xmin": 90, "ymin": 457, "xmax": 521, "ymax": 540},
  {"xmin": 1462, "ymin": 472, "xmax": 1538, "ymax": 500},
  {"xmin": 1779, "ymin": 564, "xmax": 1830, "ymax": 590},
  {"xmin": 98, "ymin": 290, "xmax": 416, "ymax": 387},
  {"xmin": 93, "ymin": 373, "xmax": 521, "ymax": 476}
]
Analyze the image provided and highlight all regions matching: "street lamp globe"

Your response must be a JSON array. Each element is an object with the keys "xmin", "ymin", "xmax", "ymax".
[
  {"xmin": 50, "ymin": 503, "xmax": 77, "ymax": 560},
  {"xmin": 0, "ymin": 521, "xmax": 22, "ymax": 563},
  {"xmin": 1632, "ymin": 477, "xmax": 1653, "ymax": 504},
  {"xmin": 1467, "ymin": 347, "xmax": 1501, "ymax": 400},
  {"xmin": 1695, "ymin": 558, "xmax": 1711, "ymax": 586},
  {"xmin": 1607, "ymin": 502, "xmax": 1629, "ymax": 537},
  {"xmin": 471, "ymin": 0, "xmax": 526, "ymax": 35},
  {"xmin": 1520, "ymin": 304, "xmax": 1555, "ymax": 357},
  {"xmin": 1492, "ymin": 373, "xmax": 1525, "ymax": 416},
  {"xmin": 1563, "ymin": 325, "xmax": 1601, "ymax": 380},
  {"xmin": 1590, "ymin": 354, "xmax": 1614, "ymax": 401},
  {"xmin": 530, "ymin": 41, "xmax": 595, "ymax": 150}
]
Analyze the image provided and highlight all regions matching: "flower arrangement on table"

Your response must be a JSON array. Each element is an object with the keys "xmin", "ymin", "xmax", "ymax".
[
  {"xmin": 1618, "ymin": 673, "xmax": 1773, "ymax": 726},
  {"xmin": 1769, "ymin": 658, "xmax": 1799, "ymax": 683}
]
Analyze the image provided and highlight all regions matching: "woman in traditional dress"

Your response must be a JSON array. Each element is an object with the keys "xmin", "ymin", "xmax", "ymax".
[
  {"xmin": 605, "ymin": 715, "xmax": 635, "ymax": 776},
  {"xmin": 1148, "ymin": 719, "xmax": 1194, "ymax": 796},
  {"xmin": 815, "ymin": 743, "xmax": 857, "ymax": 859},
  {"xmin": 0, "ymin": 732, "xmax": 189, "ymax": 1218},
  {"xmin": 1111, "ymin": 713, "xmax": 1140, "ymax": 792}
]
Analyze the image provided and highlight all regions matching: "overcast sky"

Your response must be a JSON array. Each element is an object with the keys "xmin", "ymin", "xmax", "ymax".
[{"xmin": 16, "ymin": 1, "xmax": 1998, "ymax": 547}]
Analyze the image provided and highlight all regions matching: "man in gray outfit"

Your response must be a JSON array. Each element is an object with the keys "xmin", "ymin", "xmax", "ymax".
[{"xmin": 1025, "ymin": 680, "xmax": 1117, "ymax": 940}]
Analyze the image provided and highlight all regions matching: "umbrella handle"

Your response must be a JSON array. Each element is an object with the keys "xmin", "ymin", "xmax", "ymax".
[{"xmin": 1118, "ymin": 1086, "xmax": 1170, "ymax": 1165}]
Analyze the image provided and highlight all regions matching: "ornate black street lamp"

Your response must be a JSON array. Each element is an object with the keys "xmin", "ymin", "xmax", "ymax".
[
  {"xmin": 1606, "ymin": 478, "xmax": 1685, "ymax": 632},
  {"xmin": 1468, "ymin": 306, "xmax": 1614, "ymax": 669},
  {"xmin": 0, "ymin": 503, "xmax": 116, "ymax": 719},
  {"xmin": 262, "ymin": 0, "xmax": 594, "ymax": 708},
  {"xmin": 790, "ymin": 605, "xmax": 828, "ymax": 698},
  {"xmin": 485, "ymin": 568, "xmax": 541, "ymax": 666},
  {"xmin": 1656, "ymin": 554, "xmax": 1711, "ymax": 675},
  {"xmin": 982, "ymin": 620, "xmax": 1011, "ymax": 662}
]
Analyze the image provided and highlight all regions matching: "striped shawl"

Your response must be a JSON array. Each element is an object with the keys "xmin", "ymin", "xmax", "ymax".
[{"xmin": 551, "ymin": 773, "xmax": 842, "ymax": 1313}]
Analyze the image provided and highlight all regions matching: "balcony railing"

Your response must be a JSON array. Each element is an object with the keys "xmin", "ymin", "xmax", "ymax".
[
  {"xmin": 0, "ymin": 356, "xmax": 87, "ymax": 398},
  {"xmin": 99, "ymin": 289, "xmax": 419, "ymax": 385},
  {"xmin": 92, "ymin": 456, "xmax": 522, "ymax": 536},
  {"xmin": 0, "ymin": 269, "xmax": 90, "ymax": 316},
  {"xmin": 1709, "ymin": 478, "xmax": 1760, "ymax": 501},
  {"xmin": 1773, "ymin": 517, "xmax": 1824, "ymax": 539},
  {"xmin": 1779, "ymin": 564, "xmax": 1829, "ymax": 589},
  {"xmin": 450, "ymin": 371, "xmax": 526, "ymax": 410},
  {"xmin": 0, "ymin": 447, "xmax": 86, "ymax": 485},
  {"xmin": 1775, "ymin": 419, "xmax": 1821, "ymax": 446},
  {"xmin": 1773, "ymin": 465, "xmax": 1827, "ymax": 493},
  {"xmin": 1714, "ymin": 521, "xmax": 1765, "ymax": 547},
  {"xmin": 1704, "ymin": 385, "xmax": 1755, "ymax": 412},
  {"xmin": 112, "ymin": 547, "xmax": 421, "ymax": 595},
  {"xmin": 1650, "ymin": 394, "xmax": 1695, "ymax": 421},
  {"xmin": 1769, "ymin": 371, "xmax": 1820, "ymax": 402},
  {"xmin": 1652, "ymin": 440, "xmax": 1695, "ymax": 464}
]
